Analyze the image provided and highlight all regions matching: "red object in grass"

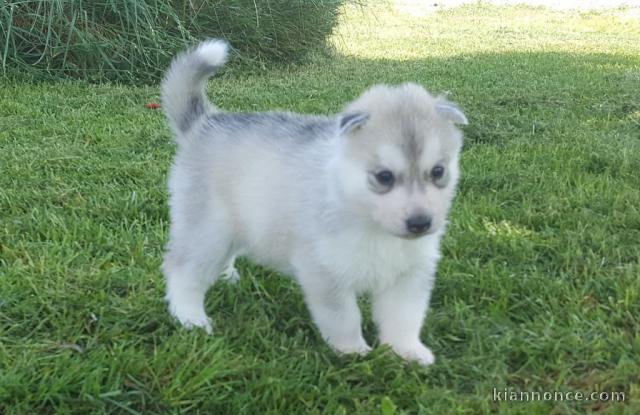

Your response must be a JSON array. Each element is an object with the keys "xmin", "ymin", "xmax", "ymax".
[{"xmin": 145, "ymin": 102, "xmax": 161, "ymax": 109}]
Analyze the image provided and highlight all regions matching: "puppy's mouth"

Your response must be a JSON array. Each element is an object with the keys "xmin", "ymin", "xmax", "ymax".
[
  {"xmin": 398, "ymin": 233, "xmax": 425, "ymax": 240},
  {"xmin": 393, "ymin": 228, "xmax": 438, "ymax": 240}
]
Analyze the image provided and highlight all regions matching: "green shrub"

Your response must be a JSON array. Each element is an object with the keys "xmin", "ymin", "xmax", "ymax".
[{"xmin": 0, "ymin": 0, "xmax": 345, "ymax": 83}]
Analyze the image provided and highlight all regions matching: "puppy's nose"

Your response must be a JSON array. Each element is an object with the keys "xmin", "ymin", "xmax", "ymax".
[{"xmin": 406, "ymin": 215, "xmax": 432, "ymax": 234}]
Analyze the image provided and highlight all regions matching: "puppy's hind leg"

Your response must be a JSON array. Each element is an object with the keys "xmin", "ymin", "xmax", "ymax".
[
  {"xmin": 220, "ymin": 254, "xmax": 240, "ymax": 284},
  {"xmin": 162, "ymin": 219, "xmax": 233, "ymax": 334}
]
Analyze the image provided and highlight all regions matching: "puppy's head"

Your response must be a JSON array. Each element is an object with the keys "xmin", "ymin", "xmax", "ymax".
[{"xmin": 334, "ymin": 83, "xmax": 467, "ymax": 239}]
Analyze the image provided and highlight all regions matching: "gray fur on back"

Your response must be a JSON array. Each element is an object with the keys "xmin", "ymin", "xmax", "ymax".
[{"xmin": 204, "ymin": 112, "xmax": 335, "ymax": 144}]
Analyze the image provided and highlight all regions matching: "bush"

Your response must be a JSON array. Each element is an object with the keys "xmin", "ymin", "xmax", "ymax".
[{"xmin": 0, "ymin": 0, "xmax": 345, "ymax": 83}]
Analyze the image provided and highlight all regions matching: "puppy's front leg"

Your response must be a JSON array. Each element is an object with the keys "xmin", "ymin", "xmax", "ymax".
[
  {"xmin": 372, "ymin": 270, "xmax": 436, "ymax": 365},
  {"xmin": 297, "ymin": 269, "xmax": 371, "ymax": 355}
]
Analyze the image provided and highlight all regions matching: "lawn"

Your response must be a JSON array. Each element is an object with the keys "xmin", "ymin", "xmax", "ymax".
[{"xmin": 1, "ymin": 2, "xmax": 639, "ymax": 414}]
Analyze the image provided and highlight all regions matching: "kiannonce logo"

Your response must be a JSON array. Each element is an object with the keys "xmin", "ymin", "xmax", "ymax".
[{"xmin": 492, "ymin": 388, "xmax": 626, "ymax": 402}]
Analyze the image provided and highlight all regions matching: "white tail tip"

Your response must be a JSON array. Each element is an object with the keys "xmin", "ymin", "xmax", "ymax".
[{"xmin": 196, "ymin": 40, "xmax": 229, "ymax": 67}]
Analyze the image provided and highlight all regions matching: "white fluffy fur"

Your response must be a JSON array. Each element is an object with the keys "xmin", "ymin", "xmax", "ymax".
[
  {"xmin": 197, "ymin": 40, "xmax": 229, "ymax": 67},
  {"xmin": 160, "ymin": 40, "xmax": 467, "ymax": 366}
]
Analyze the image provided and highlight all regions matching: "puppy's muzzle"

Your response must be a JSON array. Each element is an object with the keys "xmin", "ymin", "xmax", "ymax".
[{"xmin": 406, "ymin": 214, "xmax": 432, "ymax": 235}]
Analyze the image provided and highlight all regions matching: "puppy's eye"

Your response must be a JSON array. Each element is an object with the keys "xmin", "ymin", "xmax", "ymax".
[
  {"xmin": 431, "ymin": 165, "xmax": 445, "ymax": 180},
  {"xmin": 375, "ymin": 170, "xmax": 395, "ymax": 187}
]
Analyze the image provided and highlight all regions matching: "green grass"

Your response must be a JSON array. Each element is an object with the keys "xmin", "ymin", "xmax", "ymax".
[
  {"xmin": 1, "ymin": 2, "xmax": 640, "ymax": 413},
  {"xmin": 0, "ymin": 0, "xmax": 344, "ymax": 83}
]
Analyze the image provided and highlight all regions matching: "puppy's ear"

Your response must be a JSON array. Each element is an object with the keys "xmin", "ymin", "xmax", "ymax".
[
  {"xmin": 339, "ymin": 112, "xmax": 369, "ymax": 135},
  {"xmin": 435, "ymin": 99, "xmax": 468, "ymax": 125}
]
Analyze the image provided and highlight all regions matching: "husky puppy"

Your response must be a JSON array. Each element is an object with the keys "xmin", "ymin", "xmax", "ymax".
[{"xmin": 161, "ymin": 40, "xmax": 467, "ymax": 365}]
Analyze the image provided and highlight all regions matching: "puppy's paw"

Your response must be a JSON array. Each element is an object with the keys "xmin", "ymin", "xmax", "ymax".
[
  {"xmin": 221, "ymin": 265, "xmax": 240, "ymax": 284},
  {"xmin": 169, "ymin": 306, "xmax": 213, "ymax": 334},
  {"xmin": 331, "ymin": 337, "xmax": 372, "ymax": 356},
  {"xmin": 180, "ymin": 315, "xmax": 213, "ymax": 335},
  {"xmin": 391, "ymin": 342, "xmax": 435, "ymax": 366}
]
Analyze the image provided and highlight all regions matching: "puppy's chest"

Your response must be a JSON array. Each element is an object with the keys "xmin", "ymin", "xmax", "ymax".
[{"xmin": 313, "ymin": 232, "xmax": 438, "ymax": 291}]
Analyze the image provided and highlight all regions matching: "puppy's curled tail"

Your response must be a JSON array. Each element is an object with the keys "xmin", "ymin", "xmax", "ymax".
[{"xmin": 161, "ymin": 39, "xmax": 229, "ymax": 136}]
